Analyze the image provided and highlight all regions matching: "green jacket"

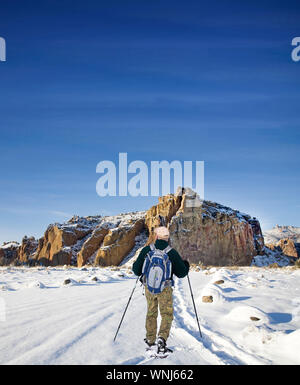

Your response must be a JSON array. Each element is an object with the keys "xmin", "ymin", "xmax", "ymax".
[{"xmin": 132, "ymin": 239, "xmax": 189, "ymax": 279}]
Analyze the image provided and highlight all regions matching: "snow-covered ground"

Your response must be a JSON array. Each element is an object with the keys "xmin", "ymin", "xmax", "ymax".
[{"xmin": 0, "ymin": 265, "xmax": 300, "ymax": 365}]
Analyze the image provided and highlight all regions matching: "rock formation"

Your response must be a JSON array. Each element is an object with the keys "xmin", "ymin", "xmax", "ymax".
[
  {"xmin": 266, "ymin": 238, "xmax": 299, "ymax": 259},
  {"xmin": 94, "ymin": 218, "xmax": 145, "ymax": 266},
  {"xmin": 276, "ymin": 239, "xmax": 299, "ymax": 258},
  {"xmin": 145, "ymin": 192, "xmax": 182, "ymax": 243},
  {"xmin": 34, "ymin": 219, "xmax": 94, "ymax": 266},
  {"xmin": 1, "ymin": 188, "xmax": 266, "ymax": 267},
  {"xmin": 77, "ymin": 227, "xmax": 109, "ymax": 267},
  {"xmin": 0, "ymin": 242, "xmax": 20, "ymax": 265},
  {"xmin": 76, "ymin": 212, "xmax": 146, "ymax": 267},
  {"xmin": 146, "ymin": 188, "xmax": 264, "ymax": 266},
  {"xmin": 18, "ymin": 236, "xmax": 38, "ymax": 263}
]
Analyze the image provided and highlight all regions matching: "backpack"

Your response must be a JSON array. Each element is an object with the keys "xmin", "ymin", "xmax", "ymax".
[{"xmin": 141, "ymin": 244, "xmax": 173, "ymax": 294}]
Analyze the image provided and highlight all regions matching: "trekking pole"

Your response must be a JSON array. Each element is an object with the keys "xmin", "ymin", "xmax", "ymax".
[
  {"xmin": 113, "ymin": 276, "xmax": 139, "ymax": 342},
  {"xmin": 187, "ymin": 274, "xmax": 203, "ymax": 339}
]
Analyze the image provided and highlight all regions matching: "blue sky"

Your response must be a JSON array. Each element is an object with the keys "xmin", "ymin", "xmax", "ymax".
[{"xmin": 0, "ymin": 0, "xmax": 300, "ymax": 244}]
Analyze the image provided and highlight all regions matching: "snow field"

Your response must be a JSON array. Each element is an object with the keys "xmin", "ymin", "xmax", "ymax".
[{"xmin": 0, "ymin": 265, "xmax": 300, "ymax": 365}]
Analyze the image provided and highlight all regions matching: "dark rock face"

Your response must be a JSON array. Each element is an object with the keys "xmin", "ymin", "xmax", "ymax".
[{"xmin": 0, "ymin": 242, "xmax": 19, "ymax": 265}]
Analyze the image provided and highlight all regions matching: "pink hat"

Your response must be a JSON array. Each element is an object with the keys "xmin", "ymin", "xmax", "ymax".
[{"xmin": 154, "ymin": 226, "xmax": 170, "ymax": 238}]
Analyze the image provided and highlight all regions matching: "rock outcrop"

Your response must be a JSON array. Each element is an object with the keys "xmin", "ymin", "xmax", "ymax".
[
  {"xmin": 276, "ymin": 239, "xmax": 299, "ymax": 258},
  {"xmin": 1, "ymin": 188, "xmax": 266, "ymax": 267},
  {"xmin": 77, "ymin": 212, "xmax": 146, "ymax": 267},
  {"xmin": 18, "ymin": 236, "xmax": 38, "ymax": 263},
  {"xmin": 0, "ymin": 212, "xmax": 147, "ymax": 267},
  {"xmin": 266, "ymin": 238, "xmax": 299, "ymax": 259},
  {"xmin": 171, "ymin": 191, "xmax": 263, "ymax": 266},
  {"xmin": 94, "ymin": 217, "xmax": 145, "ymax": 267},
  {"xmin": 145, "ymin": 188, "xmax": 264, "ymax": 266},
  {"xmin": 0, "ymin": 242, "xmax": 20, "ymax": 265},
  {"xmin": 145, "ymin": 192, "xmax": 182, "ymax": 243},
  {"xmin": 77, "ymin": 227, "xmax": 109, "ymax": 267},
  {"xmin": 34, "ymin": 219, "xmax": 94, "ymax": 266}
]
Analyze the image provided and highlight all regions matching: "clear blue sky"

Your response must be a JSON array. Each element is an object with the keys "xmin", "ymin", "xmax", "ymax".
[{"xmin": 0, "ymin": 0, "xmax": 300, "ymax": 244}]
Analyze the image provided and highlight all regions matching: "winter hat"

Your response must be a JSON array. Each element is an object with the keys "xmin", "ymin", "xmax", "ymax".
[{"xmin": 154, "ymin": 226, "xmax": 170, "ymax": 239}]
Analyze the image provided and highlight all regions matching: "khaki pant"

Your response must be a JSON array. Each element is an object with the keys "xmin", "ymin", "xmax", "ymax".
[{"xmin": 145, "ymin": 286, "xmax": 174, "ymax": 344}]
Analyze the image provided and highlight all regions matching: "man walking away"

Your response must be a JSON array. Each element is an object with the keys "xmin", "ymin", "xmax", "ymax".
[{"xmin": 132, "ymin": 226, "xmax": 189, "ymax": 354}]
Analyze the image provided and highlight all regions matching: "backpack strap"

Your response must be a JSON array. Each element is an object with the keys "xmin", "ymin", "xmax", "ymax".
[
  {"xmin": 163, "ymin": 246, "xmax": 172, "ymax": 254},
  {"xmin": 162, "ymin": 246, "xmax": 173, "ymax": 283},
  {"xmin": 142, "ymin": 244, "xmax": 155, "ymax": 276},
  {"xmin": 149, "ymin": 243, "xmax": 156, "ymax": 251}
]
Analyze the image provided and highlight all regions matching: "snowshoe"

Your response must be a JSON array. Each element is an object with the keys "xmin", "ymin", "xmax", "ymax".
[
  {"xmin": 145, "ymin": 339, "xmax": 159, "ymax": 358},
  {"xmin": 146, "ymin": 337, "xmax": 173, "ymax": 359},
  {"xmin": 157, "ymin": 337, "xmax": 169, "ymax": 353},
  {"xmin": 144, "ymin": 338, "xmax": 156, "ymax": 348}
]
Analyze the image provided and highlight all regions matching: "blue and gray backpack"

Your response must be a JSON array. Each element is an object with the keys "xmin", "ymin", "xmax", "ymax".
[{"xmin": 141, "ymin": 244, "xmax": 173, "ymax": 294}]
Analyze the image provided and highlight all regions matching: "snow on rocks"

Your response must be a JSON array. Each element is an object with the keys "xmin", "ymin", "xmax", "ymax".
[
  {"xmin": 0, "ymin": 242, "xmax": 20, "ymax": 249},
  {"xmin": 225, "ymin": 305, "xmax": 270, "ymax": 325},
  {"xmin": 199, "ymin": 269, "xmax": 235, "ymax": 303},
  {"xmin": 209, "ymin": 269, "xmax": 232, "ymax": 284},
  {"xmin": 200, "ymin": 283, "xmax": 226, "ymax": 304},
  {"xmin": 252, "ymin": 249, "xmax": 291, "ymax": 267},
  {"xmin": 263, "ymin": 225, "xmax": 300, "ymax": 244},
  {"xmin": 26, "ymin": 280, "xmax": 45, "ymax": 289}
]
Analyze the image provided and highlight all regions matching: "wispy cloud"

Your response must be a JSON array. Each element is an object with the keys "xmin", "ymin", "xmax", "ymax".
[
  {"xmin": 0, "ymin": 207, "xmax": 72, "ymax": 218},
  {"xmin": 47, "ymin": 210, "xmax": 73, "ymax": 218}
]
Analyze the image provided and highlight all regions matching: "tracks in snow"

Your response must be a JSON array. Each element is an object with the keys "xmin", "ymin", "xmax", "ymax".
[
  {"xmin": 1, "ymin": 273, "xmax": 275, "ymax": 365},
  {"xmin": 118, "ymin": 276, "xmax": 270, "ymax": 366},
  {"xmin": 172, "ymin": 277, "xmax": 271, "ymax": 365}
]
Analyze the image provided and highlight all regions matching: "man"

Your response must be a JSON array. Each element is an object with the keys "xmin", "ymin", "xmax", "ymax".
[{"xmin": 132, "ymin": 226, "xmax": 189, "ymax": 353}]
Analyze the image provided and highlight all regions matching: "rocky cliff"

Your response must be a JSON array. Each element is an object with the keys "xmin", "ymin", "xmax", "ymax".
[
  {"xmin": 145, "ymin": 192, "xmax": 182, "ymax": 244},
  {"xmin": 18, "ymin": 236, "xmax": 38, "ymax": 263},
  {"xmin": 33, "ymin": 212, "xmax": 146, "ymax": 267},
  {"xmin": 0, "ymin": 188, "xmax": 272, "ymax": 267},
  {"xmin": 146, "ymin": 188, "xmax": 265, "ymax": 266},
  {"xmin": 0, "ymin": 213, "xmax": 147, "ymax": 267}
]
